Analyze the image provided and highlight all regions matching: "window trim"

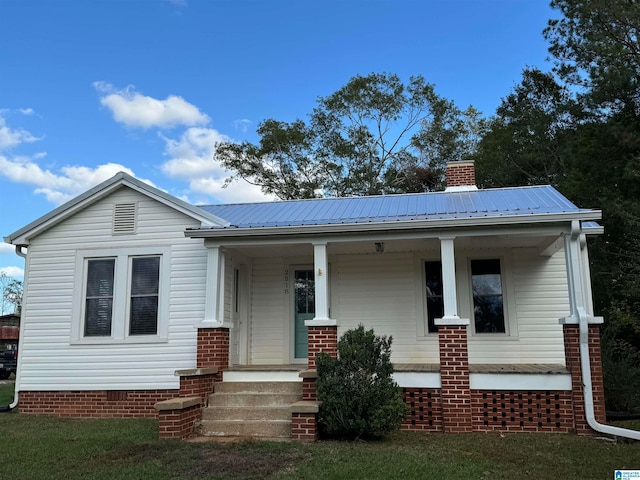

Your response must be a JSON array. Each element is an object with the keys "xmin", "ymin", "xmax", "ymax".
[
  {"xmin": 464, "ymin": 254, "xmax": 518, "ymax": 338},
  {"xmin": 71, "ymin": 246, "xmax": 170, "ymax": 344},
  {"xmin": 416, "ymin": 251, "xmax": 518, "ymax": 339}
]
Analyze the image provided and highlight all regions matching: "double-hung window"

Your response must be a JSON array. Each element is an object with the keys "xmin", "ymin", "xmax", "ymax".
[{"xmin": 74, "ymin": 248, "xmax": 168, "ymax": 343}]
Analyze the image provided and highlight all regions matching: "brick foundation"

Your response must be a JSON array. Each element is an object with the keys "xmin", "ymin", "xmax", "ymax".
[
  {"xmin": 401, "ymin": 388, "xmax": 443, "ymax": 431},
  {"xmin": 471, "ymin": 390, "xmax": 574, "ymax": 432},
  {"xmin": 197, "ymin": 327, "xmax": 229, "ymax": 380},
  {"xmin": 563, "ymin": 324, "xmax": 606, "ymax": 434},
  {"xmin": 438, "ymin": 325, "xmax": 472, "ymax": 432},
  {"xmin": 302, "ymin": 378, "xmax": 317, "ymax": 401},
  {"xmin": 179, "ymin": 373, "xmax": 216, "ymax": 406},
  {"xmin": 307, "ymin": 325, "xmax": 337, "ymax": 369},
  {"xmin": 19, "ymin": 389, "xmax": 178, "ymax": 417}
]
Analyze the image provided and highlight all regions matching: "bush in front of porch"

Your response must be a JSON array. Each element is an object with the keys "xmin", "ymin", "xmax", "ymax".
[{"xmin": 316, "ymin": 325, "xmax": 407, "ymax": 440}]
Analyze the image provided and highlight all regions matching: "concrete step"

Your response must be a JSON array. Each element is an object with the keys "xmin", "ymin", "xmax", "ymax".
[
  {"xmin": 207, "ymin": 392, "xmax": 301, "ymax": 408},
  {"xmin": 199, "ymin": 419, "xmax": 291, "ymax": 438},
  {"xmin": 214, "ymin": 381, "xmax": 302, "ymax": 395},
  {"xmin": 201, "ymin": 406, "xmax": 291, "ymax": 422}
]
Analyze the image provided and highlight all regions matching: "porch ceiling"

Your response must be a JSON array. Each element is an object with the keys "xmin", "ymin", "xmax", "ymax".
[{"xmin": 224, "ymin": 234, "xmax": 560, "ymax": 258}]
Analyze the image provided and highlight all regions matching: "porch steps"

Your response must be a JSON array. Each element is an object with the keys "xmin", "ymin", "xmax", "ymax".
[{"xmin": 198, "ymin": 381, "xmax": 303, "ymax": 439}]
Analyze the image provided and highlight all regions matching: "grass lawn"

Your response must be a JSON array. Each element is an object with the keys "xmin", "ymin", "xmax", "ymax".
[
  {"xmin": 0, "ymin": 380, "xmax": 14, "ymax": 405},
  {"xmin": 0, "ymin": 414, "xmax": 638, "ymax": 480}
]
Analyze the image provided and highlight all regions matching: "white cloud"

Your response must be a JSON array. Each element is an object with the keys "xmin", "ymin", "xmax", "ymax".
[
  {"xmin": 94, "ymin": 82, "xmax": 209, "ymax": 129},
  {"xmin": 0, "ymin": 155, "xmax": 155, "ymax": 205},
  {"xmin": 0, "ymin": 266, "xmax": 24, "ymax": 279},
  {"xmin": 160, "ymin": 127, "xmax": 272, "ymax": 203},
  {"xmin": 19, "ymin": 108, "xmax": 35, "ymax": 116},
  {"xmin": 0, "ymin": 117, "xmax": 41, "ymax": 151},
  {"xmin": 0, "ymin": 244, "xmax": 16, "ymax": 254}
]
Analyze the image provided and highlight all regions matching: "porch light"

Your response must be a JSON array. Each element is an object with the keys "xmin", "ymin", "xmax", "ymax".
[{"xmin": 375, "ymin": 242, "xmax": 385, "ymax": 253}]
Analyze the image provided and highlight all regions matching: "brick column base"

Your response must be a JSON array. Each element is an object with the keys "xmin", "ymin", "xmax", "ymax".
[
  {"xmin": 291, "ymin": 401, "xmax": 321, "ymax": 443},
  {"xmin": 564, "ymin": 324, "xmax": 606, "ymax": 434},
  {"xmin": 197, "ymin": 328, "xmax": 229, "ymax": 381},
  {"xmin": 438, "ymin": 325, "xmax": 472, "ymax": 433},
  {"xmin": 307, "ymin": 325, "xmax": 337, "ymax": 369},
  {"xmin": 155, "ymin": 397, "xmax": 202, "ymax": 439}
]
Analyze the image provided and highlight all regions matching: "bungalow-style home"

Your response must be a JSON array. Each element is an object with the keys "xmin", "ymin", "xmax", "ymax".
[{"xmin": 4, "ymin": 161, "xmax": 623, "ymax": 441}]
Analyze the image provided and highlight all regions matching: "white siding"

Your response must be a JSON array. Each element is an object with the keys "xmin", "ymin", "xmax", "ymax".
[
  {"xmin": 249, "ymin": 257, "xmax": 287, "ymax": 364},
  {"xmin": 466, "ymin": 248, "xmax": 569, "ymax": 364},
  {"xmin": 18, "ymin": 187, "xmax": 207, "ymax": 391}
]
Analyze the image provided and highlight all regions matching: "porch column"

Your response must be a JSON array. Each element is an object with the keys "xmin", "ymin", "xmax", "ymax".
[
  {"xmin": 560, "ymin": 222, "xmax": 605, "ymax": 433},
  {"xmin": 435, "ymin": 236, "xmax": 472, "ymax": 433},
  {"xmin": 197, "ymin": 245, "xmax": 229, "ymax": 378},
  {"xmin": 305, "ymin": 242, "xmax": 338, "ymax": 369}
]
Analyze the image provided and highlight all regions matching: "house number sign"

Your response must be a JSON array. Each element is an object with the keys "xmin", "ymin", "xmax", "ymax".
[{"xmin": 284, "ymin": 268, "xmax": 289, "ymax": 294}]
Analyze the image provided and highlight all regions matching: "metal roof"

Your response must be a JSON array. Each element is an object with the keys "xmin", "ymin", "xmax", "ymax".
[{"xmin": 197, "ymin": 185, "xmax": 590, "ymax": 229}]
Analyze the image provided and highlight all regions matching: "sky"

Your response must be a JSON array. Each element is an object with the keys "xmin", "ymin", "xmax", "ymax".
[{"xmin": 0, "ymin": 0, "xmax": 558, "ymax": 279}]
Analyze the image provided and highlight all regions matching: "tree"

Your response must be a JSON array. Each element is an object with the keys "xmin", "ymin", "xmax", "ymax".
[
  {"xmin": 0, "ymin": 273, "xmax": 23, "ymax": 315},
  {"xmin": 216, "ymin": 73, "xmax": 483, "ymax": 199},
  {"xmin": 545, "ymin": 0, "xmax": 640, "ymax": 115}
]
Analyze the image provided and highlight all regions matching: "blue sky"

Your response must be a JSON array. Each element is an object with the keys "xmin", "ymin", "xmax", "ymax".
[{"xmin": 0, "ymin": 0, "xmax": 556, "ymax": 278}]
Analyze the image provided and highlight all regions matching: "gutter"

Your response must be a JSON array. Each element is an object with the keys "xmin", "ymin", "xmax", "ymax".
[
  {"xmin": 564, "ymin": 222, "xmax": 640, "ymax": 440},
  {"xmin": 0, "ymin": 245, "xmax": 26, "ymax": 412}
]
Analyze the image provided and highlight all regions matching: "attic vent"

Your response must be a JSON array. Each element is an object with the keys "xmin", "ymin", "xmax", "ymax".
[{"xmin": 113, "ymin": 202, "xmax": 137, "ymax": 234}]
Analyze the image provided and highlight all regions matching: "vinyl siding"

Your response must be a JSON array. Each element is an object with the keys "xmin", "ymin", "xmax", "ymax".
[
  {"xmin": 249, "ymin": 257, "xmax": 287, "ymax": 364},
  {"xmin": 18, "ymin": 187, "xmax": 207, "ymax": 391}
]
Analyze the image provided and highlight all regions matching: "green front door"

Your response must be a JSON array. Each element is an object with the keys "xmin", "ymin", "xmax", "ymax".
[{"xmin": 294, "ymin": 269, "xmax": 314, "ymax": 359}]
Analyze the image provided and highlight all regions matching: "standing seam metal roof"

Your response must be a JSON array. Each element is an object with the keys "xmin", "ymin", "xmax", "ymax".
[{"xmin": 196, "ymin": 185, "xmax": 587, "ymax": 229}]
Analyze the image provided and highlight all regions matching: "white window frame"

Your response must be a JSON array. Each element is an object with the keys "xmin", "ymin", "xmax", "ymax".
[
  {"xmin": 415, "ymin": 251, "xmax": 518, "ymax": 339},
  {"xmin": 462, "ymin": 254, "xmax": 518, "ymax": 338},
  {"xmin": 71, "ymin": 246, "xmax": 170, "ymax": 344}
]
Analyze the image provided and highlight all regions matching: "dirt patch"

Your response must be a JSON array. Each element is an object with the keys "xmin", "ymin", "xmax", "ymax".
[{"xmin": 116, "ymin": 442, "xmax": 310, "ymax": 479}]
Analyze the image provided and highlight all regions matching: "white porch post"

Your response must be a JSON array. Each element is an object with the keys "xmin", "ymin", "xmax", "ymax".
[
  {"xmin": 201, "ymin": 245, "xmax": 227, "ymax": 327},
  {"xmin": 307, "ymin": 242, "xmax": 335, "ymax": 325},
  {"xmin": 436, "ymin": 236, "xmax": 468, "ymax": 326}
]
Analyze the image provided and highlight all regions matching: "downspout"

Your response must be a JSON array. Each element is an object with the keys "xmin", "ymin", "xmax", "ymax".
[
  {"xmin": 0, "ymin": 245, "xmax": 26, "ymax": 412},
  {"xmin": 565, "ymin": 221, "xmax": 640, "ymax": 440}
]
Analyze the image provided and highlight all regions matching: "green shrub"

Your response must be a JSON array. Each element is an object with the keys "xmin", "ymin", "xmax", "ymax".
[{"xmin": 316, "ymin": 325, "xmax": 408, "ymax": 440}]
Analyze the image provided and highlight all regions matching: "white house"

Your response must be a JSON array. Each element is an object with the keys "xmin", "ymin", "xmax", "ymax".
[{"xmin": 4, "ymin": 161, "xmax": 618, "ymax": 440}]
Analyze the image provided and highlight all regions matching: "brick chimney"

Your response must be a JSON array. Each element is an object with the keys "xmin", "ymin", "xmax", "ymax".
[{"xmin": 444, "ymin": 160, "xmax": 478, "ymax": 192}]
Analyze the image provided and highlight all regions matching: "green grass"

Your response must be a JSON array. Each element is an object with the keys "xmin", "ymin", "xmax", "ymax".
[
  {"xmin": 0, "ymin": 380, "xmax": 14, "ymax": 405},
  {"xmin": 0, "ymin": 414, "xmax": 638, "ymax": 480}
]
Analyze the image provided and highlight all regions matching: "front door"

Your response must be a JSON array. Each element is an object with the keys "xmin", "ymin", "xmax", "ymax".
[{"xmin": 294, "ymin": 269, "xmax": 314, "ymax": 359}]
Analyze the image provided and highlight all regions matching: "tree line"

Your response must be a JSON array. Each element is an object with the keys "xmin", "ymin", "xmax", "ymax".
[{"xmin": 215, "ymin": 0, "xmax": 640, "ymax": 412}]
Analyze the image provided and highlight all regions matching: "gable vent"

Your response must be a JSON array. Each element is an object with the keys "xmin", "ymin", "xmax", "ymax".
[{"xmin": 113, "ymin": 202, "xmax": 137, "ymax": 234}]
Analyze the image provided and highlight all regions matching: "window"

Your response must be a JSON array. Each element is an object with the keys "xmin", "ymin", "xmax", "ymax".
[
  {"xmin": 128, "ymin": 256, "xmax": 160, "ymax": 335},
  {"xmin": 74, "ymin": 248, "xmax": 168, "ymax": 343},
  {"xmin": 471, "ymin": 259, "xmax": 505, "ymax": 333},
  {"xmin": 424, "ymin": 261, "xmax": 443, "ymax": 333},
  {"xmin": 84, "ymin": 259, "xmax": 115, "ymax": 336}
]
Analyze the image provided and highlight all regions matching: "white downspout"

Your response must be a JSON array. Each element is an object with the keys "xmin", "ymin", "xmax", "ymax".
[
  {"xmin": 563, "ymin": 221, "xmax": 640, "ymax": 440},
  {"xmin": 8, "ymin": 245, "xmax": 26, "ymax": 410}
]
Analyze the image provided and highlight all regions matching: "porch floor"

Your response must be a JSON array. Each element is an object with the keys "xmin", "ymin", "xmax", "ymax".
[{"xmin": 224, "ymin": 363, "xmax": 568, "ymax": 374}]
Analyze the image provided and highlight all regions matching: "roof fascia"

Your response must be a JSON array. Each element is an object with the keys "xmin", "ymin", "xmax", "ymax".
[
  {"xmin": 186, "ymin": 210, "xmax": 602, "ymax": 241},
  {"xmin": 5, "ymin": 172, "xmax": 229, "ymax": 245}
]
